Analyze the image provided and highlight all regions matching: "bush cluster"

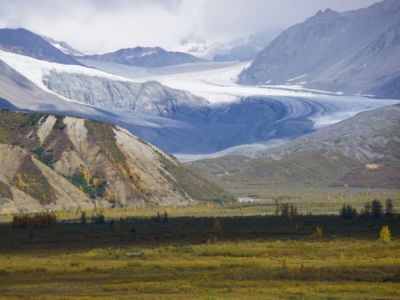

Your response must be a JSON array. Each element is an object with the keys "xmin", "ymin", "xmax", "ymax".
[
  {"xmin": 12, "ymin": 212, "xmax": 57, "ymax": 228},
  {"xmin": 279, "ymin": 203, "xmax": 298, "ymax": 219},
  {"xmin": 69, "ymin": 171, "xmax": 107, "ymax": 199}
]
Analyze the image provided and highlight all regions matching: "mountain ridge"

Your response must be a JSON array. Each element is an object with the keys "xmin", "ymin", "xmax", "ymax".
[
  {"xmin": 41, "ymin": 35, "xmax": 84, "ymax": 56},
  {"xmin": 79, "ymin": 46, "xmax": 203, "ymax": 68},
  {"xmin": 189, "ymin": 104, "xmax": 400, "ymax": 192}
]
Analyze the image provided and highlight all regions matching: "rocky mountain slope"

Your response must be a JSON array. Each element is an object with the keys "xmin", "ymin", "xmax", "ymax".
[
  {"xmin": 0, "ymin": 111, "xmax": 234, "ymax": 214},
  {"xmin": 79, "ymin": 47, "xmax": 202, "ymax": 68},
  {"xmin": 0, "ymin": 48, "xmax": 209, "ymax": 118},
  {"xmin": 189, "ymin": 104, "xmax": 400, "ymax": 191},
  {"xmin": 43, "ymin": 71, "xmax": 208, "ymax": 117},
  {"xmin": 41, "ymin": 35, "xmax": 84, "ymax": 56},
  {"xmin": 238, "ymin": 0, "xmax": 400, "ymax": 98},
  {"xmin": 0, "ymin": 28, "xmax": 82, "ymax": 65}
]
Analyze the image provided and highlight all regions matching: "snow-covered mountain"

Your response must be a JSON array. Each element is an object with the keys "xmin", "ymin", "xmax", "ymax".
[
  {"xmin": 174, "ymin": 33, "xmax": 275, "ymax": 62},
  {"xmin": 79, "ymin": 46, "xmax": 203, "ymax": 68},
  {"xmin": 0, "ymin": 28, "xmax": 82, "ymax": 65},
  {"xmin": 0, "ymin": 49, "xmax": 207, "ymax": 117},
  {"xmin": 238, "ymin": 0, "xmax": 400, "ymax": 99},
  {"xmin": 0, "ymin": 28, "xmax": 398, "ymax": 156}
]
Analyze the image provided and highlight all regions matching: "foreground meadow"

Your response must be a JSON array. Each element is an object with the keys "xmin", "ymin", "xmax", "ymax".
[{"xmin": 0, "ymin": 211, "xmax": 399, "ymax": 299}]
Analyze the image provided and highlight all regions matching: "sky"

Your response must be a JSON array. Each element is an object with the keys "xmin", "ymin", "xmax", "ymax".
[{"xmin": 0, "ymin": 0, "xmax": 379, "ymax": 54}]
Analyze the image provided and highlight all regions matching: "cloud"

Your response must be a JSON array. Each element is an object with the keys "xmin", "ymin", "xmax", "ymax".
[{"xmin": 0, "ymin": 0, "xmax": 378, "ymax": 53}]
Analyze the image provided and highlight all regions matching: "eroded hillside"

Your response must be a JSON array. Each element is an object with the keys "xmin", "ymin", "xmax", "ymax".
[{"xmin": 0, "ymin": 111, "xmax": 234, "ymax": 213}]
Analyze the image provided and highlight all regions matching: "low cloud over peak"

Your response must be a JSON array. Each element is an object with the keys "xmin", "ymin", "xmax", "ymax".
[{"xmin": 0, "ymin": 0, "xmax": 378, "ymax": 53}]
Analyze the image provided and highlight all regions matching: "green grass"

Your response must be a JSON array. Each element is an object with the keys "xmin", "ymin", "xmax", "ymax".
[
  {"xmin": 189, "ymin": 150, "xmax": 363, "ymax": 190},
  {"xmin": 0, "ymin": 214, "xmax": 399, "ymax": 299}
]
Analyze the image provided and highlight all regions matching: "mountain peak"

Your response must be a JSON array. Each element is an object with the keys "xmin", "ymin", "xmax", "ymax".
[
  {"xmin": 80, "ymin": 45, "xmax": 202, "ymax": 68},
  {"xmin": 0, "ymin": 27, "xmax": 82, "ymax": 65},
  {"xmin": 314, "ymin": 8, "xmax": 339, "ymax": 18},
  {"xmin": 238, "ymin": 0, "xmax": 400, "ymax": 98}
]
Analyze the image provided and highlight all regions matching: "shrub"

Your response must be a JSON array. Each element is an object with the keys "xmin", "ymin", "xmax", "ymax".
[
  {"xmin": 68, "ymin": 170, "xmax": 107, "ymax": 199},
  {"xmin": 311, "ymin": 226, "xmax": 323, "ymax": 239},
  {"xmin": 80, "ymin": 212, "xmax": 87, "ymax": 225},
  {"xmin": 213, "ymin": 219, "xmax": 222, "ymax": 232},
  {"xmin": 379, "ymin": 226, "xmax": 391, "ymax": 243},
  {"xmin": 156, "ymin": 211, "xmax": 161, "ymax": 222},
  {"xmin": 163, "ymin": 210, "xmax": 169, "ymax": 223}
]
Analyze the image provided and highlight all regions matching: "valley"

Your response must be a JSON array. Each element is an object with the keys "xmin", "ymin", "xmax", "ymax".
[
  {"xmin": 1, "ymin": 204, "xmax": 400, "ymax": 299},
  {"xmin": 0, "ymin": 0, "xmax": 399, "ymax": 299}
]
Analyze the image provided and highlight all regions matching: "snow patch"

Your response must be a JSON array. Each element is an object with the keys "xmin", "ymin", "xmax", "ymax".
[
  {"xmin": 139, "ymin": 50, "xmax": 158, "ymax": 58},
  {"xmin": 287, "ymin": 73, "xmax": 308, "ymax": 82},
  {"xmin": 0, "ymin": 49, "xmax": 135, "ymax": 92},
  {"xmin": 175, "ymin": 139, "xmax": 290, "ymax": 162}
]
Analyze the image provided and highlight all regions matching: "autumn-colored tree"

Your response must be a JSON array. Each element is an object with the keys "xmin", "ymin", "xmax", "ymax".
[
  {"xmin": 81, "ymin": 167, "xmax": 90, "ymax": 182},
  {"xmin": 311, "ymin": 226, "xmax": 323, "ymax": 239},
  {"xmin": 379, "ymin": 226, "xmax": 391, "ymax": 243}
]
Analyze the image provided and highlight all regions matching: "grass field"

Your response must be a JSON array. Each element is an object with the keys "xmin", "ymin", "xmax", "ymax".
[{"xmin": 0, "ymin": 209, "xmax": 399, "ymax": 299}]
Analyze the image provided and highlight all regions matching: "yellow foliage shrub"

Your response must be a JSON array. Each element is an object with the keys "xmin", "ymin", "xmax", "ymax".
[{"xmin": 379, "ymin": 226, "xmax": 391, "ymax": 243}]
